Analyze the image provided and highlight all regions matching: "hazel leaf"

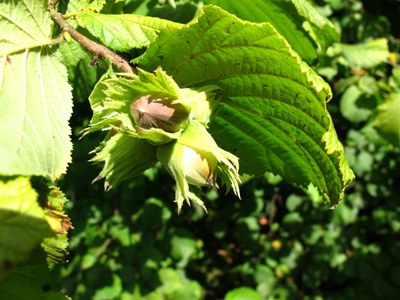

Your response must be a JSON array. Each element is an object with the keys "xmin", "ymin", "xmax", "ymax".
[{"xmin": 137, "ymin": 5, "xmax": 354, "ymax": 205}]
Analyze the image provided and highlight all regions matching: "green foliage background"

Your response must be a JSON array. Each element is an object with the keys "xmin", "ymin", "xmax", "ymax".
[{"xmin": 41, "ymin": 0, "xmax": 400, "ymax": 299}]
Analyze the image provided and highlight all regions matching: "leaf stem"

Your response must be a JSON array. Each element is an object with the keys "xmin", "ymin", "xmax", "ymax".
[{"xmin": 47, "ymin": 1, "xmax": 135, "ymax": 74}]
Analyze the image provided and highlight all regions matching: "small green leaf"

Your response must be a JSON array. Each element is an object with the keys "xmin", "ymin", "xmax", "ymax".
[
  {"xmin": 340, "ymin": 85, "xmax": 377, "ymax": 123},
  {"xmin": 138, "ymin": 5, "xmax": 354, "ymax": 205},
  {"xmin": 158, "ymin": 268, "xmax": 182, "ymax": 292},
  {"xmin": 57, "ymin": 39, "xmax": 88, "ymax": 67},
  {"xmin": 41, "ymin": 234, "xmax": 69, "ymax": 264},
  {"xmin": 372, "ymin": 93, "xmax": 400, "ymax": 146},
  {"xmin": 0, "ymin": 177, "xmax": 52, "ymax": 281},
  {"xmin": 64, "ymin": 0, "xmax": 109, "ymax": 13},
  {"xmin": 172, "ymin": 281, "xmax": 203, "ymax": 300},
  {"xmin": 169, "ymin": 229, "xmax": 198, "ymax": 267},
  {"xmin": 146, "ymin": 268, "xmax": 203, "ymax": 299},
  {"xmin": 341, "ymin": 38, "xmax": 389, "ymax": 69},
  {"xmin": 93, "ymin": 274, "xmax": 122, "ymax": 300},
  {"xmin": 225, "ymin": 287, "xmax": 263, "ymax": 300},
  {"xmin": 88, "ymin": 0, "xmax": 107, "ymax": 12},
  {"xmin": 286, "ymin": 194, "xmax": 304, "ymax": 212},
  {"xmin": 76, "ymin": 12, "xmax": 183, "ymax": 52}
]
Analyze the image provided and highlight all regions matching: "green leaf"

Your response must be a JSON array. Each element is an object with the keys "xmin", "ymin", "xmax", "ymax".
[
  {"xmin": 169, "ymin": 229, "xmax": 198, "ymax": 267},
  {"xmin": 42, "ymin": 234, "xmax": 69, "ymax": 264},
  {"xmin": 0, "ymin": 49, "xmax": 73, "ymax": 179},
  {"xmin": 88, "ymin": 0, "xmax": 107, "ymax": 12},
  {"xmin": 76, "ymin": 12, "xmax": 183, "ymax": 52},
  {"xmin": 57, "ymin": 39, "xmax": 88, "ymax": 68},
  {"xmin": 0, "ymin": 0, "xmax": 73, "ymax": 179},
  {"xmin": 0, "ymin": 250, "xmax": 49, "ymax": 300},
  {"xmin": 171, "ymin": 280, "xmax": 203, "ymax": 300},
  {"xmin": 134, "ymin": 197, "xmax": 172, "ymax": 230},
  {"xmin": 288, "ymin": 0, "xmax": 339, "ymax": 52},
  {"xmin": 341, "ymin": 38, "xmax": 389, "ymax": 69},
  {"xmin": 0, "ymin": 177, "xmax": 52, "ymax": 281},
  {"xmin": 145, "ymin": 268, "xmax": 203, "ymax": 300},
  {"xmin": 340, "ymin": 85, "xmax": 376, "ymax": 123},
  {"xmin": 204, "ymin": 0, "xmax": 339, "ymax": 63},
  {"xmin": 137, "ymin": 5, "xmax": 354, "ymax": 205},
  {"xmin": 64, "ymin": 0, "xmax": 110, "ymax": 13},
  {"xmin": 225, "ymin": 287, "xmax": 263, "ymax": 300},
  {"xmin": 0, "ymin": 0, "xmax": 52, "ymax": 57},
  {"xmin": 93, "ymin": 274, "xmax": 122, "ymax": 300},
  {"xmin": 372, "ymin": 93, "xmax": 400, "ymax": 146}
]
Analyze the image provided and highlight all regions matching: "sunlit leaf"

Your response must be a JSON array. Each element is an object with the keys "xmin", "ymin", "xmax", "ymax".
[
  {"xmin": 0, "ymin": 177, "xmax": 52, "ymax": 281},
  {"xmin": 0, "ymin": 49, "xmax": 73, "ymax": 179},
  {"xmin": 57, "ymin": 39, "xmax": 88, "ymax": 67},
  {"xmin": 340, "ymin": 85, "xmax": 377, "ymax": 123},
  {"xmin": 76, "ymin": 12, "xmax": 183, "ymax": 52},
  {"xmin": 137, "ymin": 5, "xmax": 354, "ymax": 205},
  {"xmin": 64, "ymin": 0, "xmax": 110, "ymax": 13},
  {"xmin": 0, "ymin": 0, "xmax": 52, "ymax": 57},
  {"xmin": 93, "ymin": 274, "xmax": 122, "ymax": 300},
  {"xmin": 204, "ymin": 0, "xmax": 339, "ymax": 63},
  {"xmin": 372, "ymin": 93, "xmax": 400, "ymax": 146},
  {"xmin": 341, "ymin": 38, "xmax": 389, "ymax": 69},
  {"xmin": 0, "ymin": 0, "xmax": 73, "ymax": 179},
  {"xmin": 225, "ymin": 287, "xmax": 263, "ymax": 300}
]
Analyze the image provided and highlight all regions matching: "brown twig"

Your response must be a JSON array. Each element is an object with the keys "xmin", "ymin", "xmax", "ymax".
[{"xmin": 48, "ymin": 1, "xmax": 134, "ymax": 74}]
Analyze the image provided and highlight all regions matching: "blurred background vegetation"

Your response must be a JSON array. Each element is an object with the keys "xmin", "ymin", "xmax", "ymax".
[{"xmin": 52, "ymin": 0, "xmax": 400, "ymax": 299}]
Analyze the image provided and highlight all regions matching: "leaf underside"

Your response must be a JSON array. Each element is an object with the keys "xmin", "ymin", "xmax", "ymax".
[
  {"xmin": 0, "ymin": 0, "xmax": 51, "ymax": 57},
  {"xmin": 137, "ymin": 5, "xmax": 354, "ymax": 205},
  {"xmin": 0, "ymin": 0, "xmax": 73, "ymax": 179}
]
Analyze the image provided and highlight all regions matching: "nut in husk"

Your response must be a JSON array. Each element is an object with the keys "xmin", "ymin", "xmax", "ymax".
[
  {"xmin": 157, "ymin": 120, "xmax": 241, "ymax": 212},
  {"xmin": 131, "ymin": 94, "xmax": 190, "ymax": 133}
]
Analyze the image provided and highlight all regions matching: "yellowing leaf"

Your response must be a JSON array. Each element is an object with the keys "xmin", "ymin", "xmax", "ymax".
[{"xmin": 0, "ymin": 177, "xmax": 52, "ymax": 280}]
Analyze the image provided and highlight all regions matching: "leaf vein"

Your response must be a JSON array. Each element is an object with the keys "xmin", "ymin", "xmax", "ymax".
[{"xmin": 21, "ymin": 0, "xmax": 48, "ymax": 38}]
